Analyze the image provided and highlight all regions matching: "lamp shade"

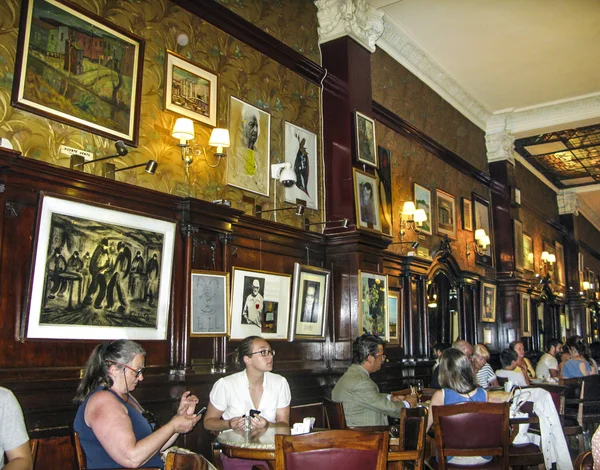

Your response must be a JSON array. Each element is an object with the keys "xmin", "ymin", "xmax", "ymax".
[
  {"xmin": 541, "ymin": 251, "xmax": 549, "ymax": 261},
  {"xmin": 209, "ymin": 128, "xmax": 230, "ymax": 149},
  {"xmin": 583, "ymin": 281, "xmax": 590, "ymax": 290},
  {"xmin": 402, "ymin": 201, "xmax": 416, "ymax": 216},
  {"xmin": 172, "ymin": 118, "xmax": 195, "ymax": 143},
  {"xmin": 547, "ymin": 253, "xmax": 556, "ymax": 263},
  {"xmin": 481, "ymin": 235, "xmax": 490, "ymax": 247},
  {"xmin": 413, "ymin": 208, "xmax": 427, "ymax": 223},
  {"xmin": 474, "ymin": 229, "xmax": 486, "ymax": 241}
]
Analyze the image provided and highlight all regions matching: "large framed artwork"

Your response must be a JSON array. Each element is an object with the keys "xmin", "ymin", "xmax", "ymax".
[
  {"xmin": 523, "ymin": 233, "xmax": 534, "ymax": 272},
  {"xmin": 230, "ymin": 267, "xmax": 291, "ymax": 340},
  {"xmin": 26, "ymin": 195, "xmax": 176, "ymax": 340},
  {"xmin": 355, "ymin": 111, "xmax": 377, "ymax": 167},
  {"xmin": 555, "ymin": 241, "xmax": 565, "ymax": 286},
  {"xmin": 288, "ymin": 263, "xmax": 330, "ymax": 341},
  {"xmin": 353, "ymin": 168, "xmax": 381, "ymax": 232},
  {"xmin": 473, "ymin": 193, "xmax": 494, "ymax": 267},
  {"xmin": 227, "ymin": 96, "xmax": 271, "ymax": 196},
  {"xmin": 377, "ymin": 146, "xmax": 393, "ymax": 236},
  {"xmin": 284, "ymin": 122, "xmax": 318, "ymax": 210},
  {"xmin": 414, "ymin": 183, "xmax": 432, "ymax": 235},
  {"xmin": 12, "ymin": 0, "xmax": 145, "ymax": 146},
  {"xmin": 165, "ymin": 50, "xmax": 218, "ymax": 127},
  {"xmin": 388, "ymin": 292, "xmax": 399, "ymax": 344},
  {"xmin": 513, "ymin": 219, "xmax": 524, "ymax": 271},
  {"xmin": 436, "ymin": 189, "xmax": 456, "ymax": 238},
  {"xmin": 190, "ymin": 270, "xmax": 229, "ymax": 336},
  {"xmin": 521, "ymin": 293, "xmax": 532, "ymax": 337},
  {"xmin": 358, "ymin": 270, "xmax": 389, "ymax": 340},
  {"xmin": 480, "ymin": 282, "xmax": 496, "ymax": 323}
]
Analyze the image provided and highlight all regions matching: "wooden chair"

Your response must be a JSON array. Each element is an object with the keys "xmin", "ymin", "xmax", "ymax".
[
  {"xmin": 387, "ymin": 407, "xmax": 427, "ymax": 470},
  {"xmin": 507, "ymin": 400, "xmax": 545, "ymax": 468},
  {"xmin": 290, "ymin": 402, "xmax": 325, "ymax": 429},
  {"xmin": 574, "ymin": 451, "xmax": 594, "ymax": 470},
  {"xmin": 429, "ymin": 402, "xmax": 510, "ymax": 470},
  {"xmin": 323, "ymin": 397, "xmax": 346, "ymax": 429},
  {"xmin": 563, "ymin": 375, "xmax": 600, "ymax": 432},
  {"xmin": 274, "ymin": 429, "xmax": 389, "ymax": 470},
  {"xmin": 164, "ymin": 451, "xmax": 211, "ymax": 470},
  {"xmin": 29, "ymin": 434, "xmax": 77, "ymax": 470}
]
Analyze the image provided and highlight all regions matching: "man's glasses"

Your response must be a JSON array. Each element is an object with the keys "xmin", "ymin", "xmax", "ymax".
[
  {"xmin": 248, "ymin": 349, "xmax": 276, "ymax": 357},
  {"xmin": 373, "ymin": 353, "xmax": 386, "ymax": 360},
  {"xmin": 107, "ymin": 360, "xmax": 146, "ymax": 379}
]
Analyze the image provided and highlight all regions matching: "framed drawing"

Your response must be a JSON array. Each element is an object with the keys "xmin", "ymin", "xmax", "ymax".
[
  {"xmin": 284, "ymin": 122, "xmax": 318, "ymax": 210},
  {"xmin": 165, "ymin": 50, "xmax": 218, "ymax": 127},
  {"xmin": 480, "ymin": 282, "xmax": 496, "ymax": 323},
  {"xmin": 288, "ymin": 263, "xmax": 330, "ymax": 341},
  {"xmin": 555, "ymin": 241, "xmax": 565, "ymax": 286},
  {"xmin": 358, "ymin": 270, "xmax": 389, "ymax": 340},
  {"xmin": 414, "ymin": 184, "xmax": 432, "ymax": 235},
  {"xmin": 377, "ymin": 146, "xmax": 393, "ymax": 236},
  {"xmin": 483, "ymin": 328, "xmax": 492, "ymax": 345},
  {"xmin": 462, "ymin": 197, "xmax": 473, "ymax": 231},
  {"xmin": 190, "ymin": 270, "xmax": 229, "ymax": 336},
  {"xmin": 388, "ymin": 292, "xmax": 399, "ymax": 344},
  {"xmin": 521, "ymin": 293, "xmax": 532, "ymax": 337},
  {"xmin": 12, "ymin": 0, "xmax": 145, "ymax": 146},
  {"xmin": 507, "ymin": 328, "xmax": 516, "ymax": 344},
  {"xmin": 436, "ymin": 189, "xmax": 456, "ymax": 238},
  {"xmin": 513, "ymin": 219, "xmax": 524, "ymax": 271},
  {"xmin": 26, "ymin": 195, "xmax": 176, "ymax": 340},
  {"xmin": 230, "ymin": 267, "xmax": 291, "ymax": 340},
  {"xmin": 355, "ymin": 111, "xmax": 377, "ymax": 167},
  {"xmin": 227, "ymin": 96, "xmax": 271, "ymax": 196},
  {"xmin": 523, "ymin": 233, "xmax": 534, "ymax": 272},
  {"xmin": 353, "ymin": 168, "xmax": 381, "ymax": 232},
  {"xmin": 473, "ymin": 193, "xmax": 494, "ymax": 267}
]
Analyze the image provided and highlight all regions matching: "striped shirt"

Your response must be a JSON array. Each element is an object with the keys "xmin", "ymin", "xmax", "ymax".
[{"xmin": 476, "ymin": 363, "xmax": 497, "ymax": 389}]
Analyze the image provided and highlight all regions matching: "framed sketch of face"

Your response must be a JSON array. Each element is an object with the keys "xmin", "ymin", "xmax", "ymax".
[
  {"xmin": 355, "ymin": 111, "xmax": 377, "ymax": 167},
  {"xmin": 353, "ymin": 168, "xmax": 381, "ymax": 233},
  {"xmin": 480, "ymin": 282, "xmax": 496, "ymax": 323}
]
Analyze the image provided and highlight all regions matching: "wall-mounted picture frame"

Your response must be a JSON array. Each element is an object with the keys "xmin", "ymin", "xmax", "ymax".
[
  {"xmin": 483, "ymin": 328, "xmax": 493, "ymax": 345},
  {"xmin": 462, "ymin": 197, "xmax": 473, "ymax": 231},
  {"xmin": 190, "ymin": 270, "xmax": 229, "ymax": 336},
  {"xmin": 436, "ymin": 189, "xmax": 456, "ymax": 238},
  {"xmin": 377, "ymin": 146, "xmax": 393, "ymax": 236},
  {"xmin": 513, "ymin": 219, "xmax": 524, "ymax": 272},
  {"xmin": 355, "ymin": 111, "xmax": 377, "ymax": 167},
  {"xmin": 388, "ymin": 292, "xmax": 399, "ymax": 344},
  {"xmin": 26, "ymin": 195, "xmax": 175, "ymax": 340},
  {"xmin": 555, "ymin": 241, "xmax": 565, "ymax": 286},
  {"xmin": 358, "ymin": 270, "xmax": 389, "ymax": 340},
  {"xmin": 523, "ymin": 233, "xmax": 534, "ymax": 272},
  {"xmin": 414, "ymin": 183, "xmax": 432, "ymax": 235},
  {"xmin": 353, "ymin": 168, "xmax": 381, "ymax": 233},
  {"xmin": 473, "ymin": 193, "xmax": 494, "ymax": 268},
  {"xmin": 165, "ymin": 50, "xmax": 218, "ymax": 127},
  {"xmin": 521, "ymin": 293, "xmax": 532, "ymax": 337},
  {"xmin": 480, "ymin": 282, "xmax": 496, "ymax": 323},
  {"xmin": 230, "ymin": 267, "xmax": 291, "ymax": 340},
  {"xmin": 284, "ymin": 122, "xmax": 318, "ymax": 210},
  {"xmin": 288, "ymin": 263, "xmax": 330, "ymax": 341},
  {"xmin": 12, "ymin": 0, "xmax": 145, "ymax": 146},
  {"xmin": 227, "ymin": 96, "xmax": 271, "ymax": 196}
]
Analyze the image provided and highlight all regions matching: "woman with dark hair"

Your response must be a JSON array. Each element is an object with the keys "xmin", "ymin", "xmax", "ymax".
[
  {"xmin": 73, "ymin": 340, "xmax": 201, "ymax": 469},
  {"xmin": 509, "ymin": 340, "xmax": 536, "ymax": 379},
  {"xmin": 562, "ymin": 335, "xmax": 598, "ymax": 378}
]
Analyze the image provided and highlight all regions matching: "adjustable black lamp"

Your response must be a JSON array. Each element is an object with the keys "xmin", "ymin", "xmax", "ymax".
[
  {"xmin": 388, "ymin": 240, "xmax": 419, "ymax": 249},
  {"xmin": 256, "ymin": 203, "xmax": 305, "ymax": 217},
  {"xmin": 304, "ymin": 218, "xmax": 349, "ymax": 231},
  {"xmin": 70, "ymin": 140, "xmax": 128, "ymax": 170},
  {"xmin": 103, "ymin": 160, "xmax": 158, "ymax": 179}
]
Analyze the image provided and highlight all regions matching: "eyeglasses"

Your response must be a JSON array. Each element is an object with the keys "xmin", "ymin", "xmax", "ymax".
[
  {"xmin": 248, "ymin": 349, "xmax": 275, "ymax": 357},
  {"xmin": 107, "ymin": 360, "xmax": 146, "ymax": 378},
  {"xmin": 373, "ymin": 353, "xmax": 386, "ymax": 360}
]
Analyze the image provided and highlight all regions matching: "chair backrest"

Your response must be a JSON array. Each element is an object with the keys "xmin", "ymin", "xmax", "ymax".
[
  {"xmin": 431, "ymin": 402, "xmax": 510, "ymax": 470},
  {"xmin": 574, "ymin": 451, "xmax": 593, "ymax": 470},
  {"xmin": 290, "ymin": 402, "xmax": 325, "ymax": 429},
  {"xmin": 580, "ymin": 375, "xmax": 600, "ymax": 418},
  {"xmin": 323, "ymin": 397, "xmax": 346, "ymax": 429},
  {"xmin": 30, "ymin": 434, "xmax": 78, "ymax": 470},
  {"xmin": 164, "ymin": 452, "xmax": 210, "ymax": 470},
  {"xmin": 275, "ymin": 429, "xmax": 389, "ymax": 470},
  {"xmin": 387, "ymin": 407, "xmax": 427, "ymax": 470}
]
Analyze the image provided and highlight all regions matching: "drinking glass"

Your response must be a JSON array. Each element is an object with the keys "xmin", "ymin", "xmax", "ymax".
[{"xmin": 416, "ymin": 380, "xmax": 424, "ymax": 405}]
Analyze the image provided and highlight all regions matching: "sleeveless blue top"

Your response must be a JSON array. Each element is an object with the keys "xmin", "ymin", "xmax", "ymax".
[
  {"xmin": 73, "ymin": 388, "xmax": 163, "ymax": 469},
  {"xmin": 443, "ymin": 387, "xmax": 487, "ymax": 404}
]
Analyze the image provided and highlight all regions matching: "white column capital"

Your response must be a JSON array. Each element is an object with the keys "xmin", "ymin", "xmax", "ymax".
[
  {"xmin": 485, "ymin": 130, "xmax": 516, "ymax": 165},
  {"xmin": 557, "ymin": 190, "xmax": 579, "ymax": 216}
]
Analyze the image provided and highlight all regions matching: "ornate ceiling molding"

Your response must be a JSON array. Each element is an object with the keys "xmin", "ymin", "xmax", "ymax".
[
  {"xmin": 485, "ymin": 130, "xmax": 515, "ymax": 165},
  {"xmin": 557, "ymin": 191, "xmax": 579, "ymax": 216}
]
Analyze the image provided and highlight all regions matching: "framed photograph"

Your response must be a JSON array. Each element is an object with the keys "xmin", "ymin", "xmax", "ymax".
[
  {"xmin": 473, "ymin": 193, "xmax": 494, "ymax": 267},
  {"xmin": 12, "ymin": 0, "xmax": 145, "ymax": 146},
  {"xmin": 523, "ymin": 233, "xmax": 534, "ymax": 272},
  {"xmin": 358, "ymin": 270, "xmax": 389, "ymax": 340},
  {"xmin": 165, "ymin": 50, "xmax": 218, "ymax": 127},
  {"xmin": 227, "ymin": 96, "xmax": 271, "ymax": 196},
  {"xmin": 480, "ymin": 282, "xmax": 496, "ymax": 323},
  {"xmin": 388, "ymin": 292, "xmax": 399, "ymax": 344},
  {"xmin": 521, "ymin": 293, "xmax": 532, "ymax": 337},
  {"xmin": 288, "ymin": 263, "xmax": 330, "ymax": 341},
  {"xmin": 414, "ymin": 184, "xmax": 432, "ymax": 235},
  {"xmin": 513, "ymin": 219, "xmax": 524, "ymax": 271},
  {"xmin": 462, "ymin": 198, "xmax": 473, "ymax": 231},
  {"xmin": 555, "ymin": 241, "xmax": 565, "ymax": 286},
  {"xmin": 284, "ymin": 122, "xmax": 318, "ymax": 210},
  {"xmin": 26, "ymin": 195, "xmax": 176, "ymax": 340},
  {"xmin": 353, "ymin": 168, "xmax": 381, "ymax": 232},
  {"xmin": 190, "ymin": 270, "xmax": 229, "ymax": 336},
  {"xmin": 483, "ymin": 328, "xmax": 492, "ymax": 345},
  {"xmin": 355, "ymin": 111, "xmax": 377, "ymax": 167},
  {"xmin": 377, "ymin": 146, "xmax": 393, "ymax": 236},
  {"xmin": 230, "ymin": 267, "xmax": 291, "ymax": 340},
  {"xmin": 436, "ymin": 189, "xmax": 456, "ymax": 238}
]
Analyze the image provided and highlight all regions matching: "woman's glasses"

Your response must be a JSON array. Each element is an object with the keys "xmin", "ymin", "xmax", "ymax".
[
  {"xmin": 248, "ymin": 349, "xmax": 275, "ymax": 357},
  {"xmin": 107, "ymin": 360, "xmax": 146, "ymax": 378}
]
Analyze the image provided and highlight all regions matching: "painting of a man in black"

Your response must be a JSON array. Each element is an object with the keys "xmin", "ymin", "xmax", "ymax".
[
  {"xmin": 82, "ymin": 238, "xmax": 110, "ymax": 309},
  {"xmin": 106, "ymin": 241, "xmax": 132, "ymax": 313},
  {"xmin": 294, "ymin": 136, "xmax": 310, "ymax": 194}
]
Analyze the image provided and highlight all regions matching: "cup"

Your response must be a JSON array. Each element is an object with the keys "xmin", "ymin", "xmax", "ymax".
[
  {"xmin": 244, "ymin": 415, "xmax": 252, "ymax": 431},
  {"xmin": 504, "ymin": 380, "xmax": 514, "ymax": 393}
]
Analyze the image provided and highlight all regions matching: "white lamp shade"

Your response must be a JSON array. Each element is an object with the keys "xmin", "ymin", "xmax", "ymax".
[
  {"xmin": 474, "ymin": 229, "xmax": 486, "ymax": 241},
  {"xmin": 547, "ymin": 253, "xmax": 556, "ymax": 263},
  {"xmin": 402, "ymin": 201, "xmax": 416, "ymax": 216},
  {"xmin": 172, "ymin": 118, "xmax": 195, "ymax": 142},
  {"xmin": 413, "ymin": 208, "xmax": 427, "ymax": 223},
  {"xmin": 541, "ymin": 251, "xmax": 549, "ymax": 262},
  {"xmin": 481, "ymin": 235, "xmax": 490, "ymax": 247},
  {"xmin": 583, "ymin": 281, "xmax": 590, "ymax": 290},
  {"xmin": 209, "ymin": 128, "xmax": 230, "ymax": 148}
]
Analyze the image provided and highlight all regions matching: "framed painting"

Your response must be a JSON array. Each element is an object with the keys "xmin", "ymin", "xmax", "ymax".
[
  {"xmin": 358, "ymin": 270, "xmax": 389, "ymax": 340},
  {"xmin": 513, "ymin": 219, "xmax": 524, "ymax": 271},
  {"xmin": 480, "ymin": 282, "xmax": 496, "ymax": 323},
  {"xmin": 284, "ymin": 122, "xmax": 318, "ymax": 210},
  {"xmin": 353, "ymin": 168, "xmax": 381, "ymax": 232},
  {"xmin": 288, "ymin": 263, "xmax": 330, "ymax": 341},
  {"xmin": 388, "ymin": 292, "xmax": 399, "ymax": 344},
  {"xmin": 227, "ymin": 96, "xmax": 271, "ymax": 196},
  {"xmin": 555, "ymin": 241, "xmax": 565, "ymax": 286},
  {"xmin": 523, "ymin": 233, "xmax": 534, "ymax": 272},
  {"xmin": 165, "ymin": 50, "xmax": 217, "ymax": 127},
  {"xmin": 462, "ymin": 197, "xmax": 473, "ymax": 231},
  {"xmin": 377, "ymin": 146, "xmax": 393, "ymax": 236},
  {"xmin": 190, "ymin": 270, "xmax": 229, "ymax": 336},
  {"xmin": 355, "ymin": 111, "xmax": 377, "ymax": 167},
  {"xmin": 521, "ymin": 293, "xmax": 532, "ymax": 337},
  {"xmin": 483, "ymin": 328, "xmax": 492, "ymax": 345},
  {"xmin": 26, "ymin": 195, "xmax": 175, "ymax": 340},
  {"xmin": 436, "ymin": 189, "xmax": 456, "ymax": 238},
  {"xmin": 414, "ymin": 183, "xmax": 432, "ymax": 235},
  {"xmin": 12, "ymin": 0, "xmax": 145, "ymax": 146},
  {"xmin": 230, "ymin": 267, "xmax": 291, "ymax": 340},
  {"xmin": 473, "ymin": 193, "xmax": 494, "ymax": 268}
]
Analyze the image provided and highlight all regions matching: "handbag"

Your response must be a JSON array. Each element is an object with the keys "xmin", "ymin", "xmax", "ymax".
[{"xmin": 509, "ymin": 386, "xmax": 532, "ymax": 446}]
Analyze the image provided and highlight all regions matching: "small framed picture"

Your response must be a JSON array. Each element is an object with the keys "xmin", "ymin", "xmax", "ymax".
[
  {"xmin": 388, "ymin": 292, "xmax": 399, "ymax": 344},
  {"xmin": 358, "ymin": 270, "xmax": 389, "ymax": 340},
  {"xmin": 436, "ymin": 189, "xmax": 456, "ymax": 238},
  {"xmin": 355, "ymin": 111, "xmax": 377, "ymax": 167},
  {"xmin": 513, "ymin": 219, "xmax": 524, "ymax": 272},
  {"xmin": 284, "ymin": 122, "xmax": 319, "ymax": 210},
  {"xmin": 462, "ymin": 198, "xmax": 473, "ymax": 231},
  {"xmin": 353, "ymin": 168, "xmax": 381, "ymax": 232},
  {"xmin": 377, "ymin": 146, "xmax": 393, "ymax": 236},
  {"xmin": 483, "ymin": 328, "xmax": 493, "ymax": 345},
  {"xmin": 414, "ymin": 183, "xmax": 432, "ymax": 235},
  {"xmin": 523, "ymin": 233, "xmax": 534, "ymax": 272},
  {"xmin": 190, "ymin": 270, "xmax": 229, "ymax": 336},
  {"xmin": 481, "ymin": 282, "xmax": 496, "ymax": 323},
  {"xmin": 521, "ymin": 293, "xmax": 532, "ymax": 337}
]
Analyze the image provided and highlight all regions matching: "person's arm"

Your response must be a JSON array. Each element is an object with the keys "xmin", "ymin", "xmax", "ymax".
[
  {"xmin": 427, "ymin": 390, "xmax": 444, "ymax": 431},
  {"xmin": 488, "ymin": 377, "xmax": 500, "ymax": 388},
  {"xmin": 549, "ymin": 367, "xmax": 560, "ymax": 378},
  {"xmin": 580, "ymin": 361, "xmax": 591, "ymax": 376},
  {"xmin": 275, "ymin": 405, "xmax": 290, "ymax": 426},
  {"xmin": 4, "ymin": 442, "xmax": 33, "ymax": 470},
  {"xmin": 351, "ymin": 377, "xmax": 410, "ymax": 417},
  {"xmin": 161, "ymin": 391, "xmax": 200, "ymax": 451},
  {"xmin": 203, "ymin": 401, "xmax": 245, "ymax": 432}
]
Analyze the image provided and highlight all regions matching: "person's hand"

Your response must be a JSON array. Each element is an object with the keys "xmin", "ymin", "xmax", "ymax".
[
  {"xmin": 177, "ymin": 391, "xmax": 199, "ymax": 416},
  {"xmin": 250, "ymin": 414, "xmax": 268, "ymax": 429},
  {"xmin": 390, "ymin": 394, "xmax": 405, "ymax": 403},
  {"xmin": 229, "ymin": 416, "xmax": 247, "ymax": 431},
  {"xmin": 404, "ymin": 394, "xmax": 418, "ymax": 408},
  {"xmin": 169, "ymin": 413, "xmax": 202, "ymax": 434}
]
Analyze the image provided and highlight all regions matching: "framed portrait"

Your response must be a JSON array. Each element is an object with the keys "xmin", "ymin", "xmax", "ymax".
[
  {"xmin": 414, "ymin": 183, "xmax": 432, "ymax": 235},
  {"xmin": 555, "ymin": 241, "xmax": 565, "ymax": 286},
  {"xmin": 227, "ymin": 96, "xmax": 271, "ymax": 196},
  {"xmin": 473, "ymin": 193, "xmax": 494, "ymax": 267},
  {"xmin": 377, "ymin": 146, "xmax": 393, "ymax": 236},
  {"xmin": 26, "ymin": 195, "xmax": 176, "ymax": 340},
  {"xmin": 388, "ymin": 292, "xmax": 399, "ymax": 344},
  {"xmin": 284, "ymin": 122, "xmax": 318, "ymax": 210},
  {"xmin": 523, "ymin": 233, "xmax": 534, "ymax": 272},
  {"xmin": 165, "ymin": 50, "xmax": 218, "ymax": 127},
  {"xmin": 436, "ymin": 189, "xmax": 456, "ymax": 238},
  {"xmin": 480, "ymin": 282, "xmax": 496, "ymax": 323},
  {"xmin": 12, "ymin": 0, "xmax": 145, "ymax": 146},
  {"xmin": 358, "ymin": 270, "xmax": 389, "ymax": 340},
  {"xmin": 353, "ymin": 168, "xmax": 381, "ymax": 232},
  {"xmin": 190, "ymin": 270, "xmax": 229, "ymax": 336},
  {"xmin": 355, "ymin": 111, "xmax": 377, "ymax": 167},
  {"xmin": 230, "ymin": 267, "xmax": 291, "ymax": 340},
  {"xmin": 462, "ymin": 197, "xmax": 473, "ymax": 231},
  {"xmin": 513, "ymin": 219, "xmax": 524, "ymax": 271},
  {"xmin": 521, "ymin": 293, "xmax": 532, "ymax": 337},
  {"xmin": 483, "ymin": 328, "xmax": 492, "ymax": 345},
  {"xmin": 288, "ymin": 263, "xmax": 330, "ymax": 341}
]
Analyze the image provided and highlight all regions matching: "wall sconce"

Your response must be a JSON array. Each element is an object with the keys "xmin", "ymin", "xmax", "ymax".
[
  {"xmin": 304, "ymin": 218, "xmax": 349, "ymax": 232},
  {"xmin": 400, "ymin": 201, "xmax": 427, "ymax": 240},
  {"xmin": 71, "ymin": 140, "xmax": 128, "ymax": 170},
  {"xmin": 256, "ymin": 203, "xmax": 305, "ymax": 218},
  {"xmin": 540, "ymin": 251, "xmax": 556, "ymax": 272},
  {"xmin": 583, "ymin": 281, "xmax": 591, "ymax": 290},
  {"xmin": 103, "ymin": 160, "xmax": 158, "ymax": 179},
  {"xmin": 466, "ymin": 228, "xmax": 490, "ymax": 258},
  {"xmin": 171, "ymin": 118, "xmax": 230, "ymax": 169}
]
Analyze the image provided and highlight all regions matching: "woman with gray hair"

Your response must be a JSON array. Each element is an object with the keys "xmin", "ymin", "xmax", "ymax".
[{"xmin": 472, "ymin": 343, "xmax": 499, "ymax": 389}]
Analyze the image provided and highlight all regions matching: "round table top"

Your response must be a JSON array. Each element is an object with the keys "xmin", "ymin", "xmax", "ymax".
[{"xmin": 216, "ymin": 425, "xmax": 291, "ymax": 451}]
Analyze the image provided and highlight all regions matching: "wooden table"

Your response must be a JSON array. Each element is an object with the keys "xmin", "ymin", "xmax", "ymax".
[{"xmin": 216, "ymin": 424, "xmax": 291, "ymax": 468}]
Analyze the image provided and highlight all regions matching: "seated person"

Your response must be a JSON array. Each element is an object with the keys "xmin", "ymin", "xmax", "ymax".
[
  {"xmin": 1, "ymin": 386, "xmax": 33, "ymax": 470},
  {"xmin": 535, "ymin": 338, "xmax": 562, "ymax": 380},
  {"xmin": 562, "ymin": 335, "xmax": 597, "ymax": 378},
  {"xmin": 510, "ymin": 340, "xmax": 536, "ymax": 379},
  {"xmin": 430, "ymin": 342, "xmax": 450, "ymax": 389},
  {"xmin": 73, "ymin": 340, "xmax": 201, "ymax": 469},
  {"xmin": 332, "ymin": 334, "xmax": 417, "ymax": 426},
  {"xmin": 495, "ymin": 349, "xmax": 529, "ymax": 386},
  {"xmin": 472, "ymin": 344, "xmax": 499, "ymax": 389}
]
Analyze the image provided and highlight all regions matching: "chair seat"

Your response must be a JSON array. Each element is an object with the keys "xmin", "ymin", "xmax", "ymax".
[
  {"xmin": 508, "ymin": 443, "xmax": 545, "ymax": 466},
  {"xmin": 427, "ymin": 457, "xmax": 506, "ymax": 470}
]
